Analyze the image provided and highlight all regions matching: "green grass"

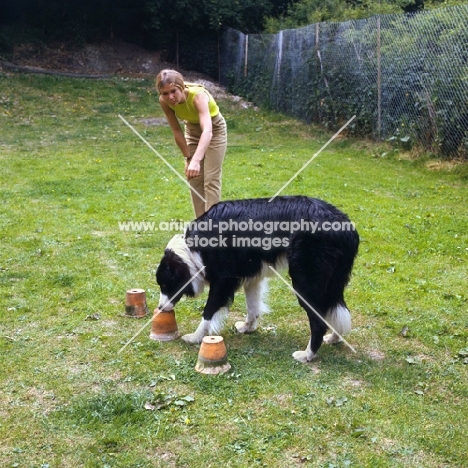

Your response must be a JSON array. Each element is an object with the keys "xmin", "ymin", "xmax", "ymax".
[{"xmin": 1, "ymin": 72, "xmax": 467, "ymax": 468}]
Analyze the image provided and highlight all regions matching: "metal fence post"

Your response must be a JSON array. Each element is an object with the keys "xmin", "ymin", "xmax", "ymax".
[{"xmin": 377, "ymin": 16, "xmax": 382, "ymax": 140}]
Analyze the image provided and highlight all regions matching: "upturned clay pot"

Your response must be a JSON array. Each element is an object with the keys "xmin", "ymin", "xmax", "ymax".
[
  {"xmin": 125, "ymin": 288, "xmax": 148, "ymax": 318},
  {"xmin": 195, "ymin": 336, "xmax": 231, "ymax": 375},
  {"xmin": 149, "ymin": 308, "xmax": 180, "ymax": 341}
]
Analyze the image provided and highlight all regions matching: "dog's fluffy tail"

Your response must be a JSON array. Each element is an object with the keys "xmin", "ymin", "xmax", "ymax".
[{"xmin": 325, "ymin": 304, "xmax": 351, "ymax": 336}]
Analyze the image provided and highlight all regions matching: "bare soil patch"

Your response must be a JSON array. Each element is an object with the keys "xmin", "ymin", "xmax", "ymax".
[
  {"xmin": 0, "ymin": 40, "xmax": 247, "ymax": 104},
  {"xmin": 2, "ymin": 40, "xmax": 166, "ymax": 77}
]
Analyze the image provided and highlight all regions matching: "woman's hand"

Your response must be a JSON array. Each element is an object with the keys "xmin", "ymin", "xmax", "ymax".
[{"xmin": 185, "ymin": 159, "xmax": 201, "ymax": 179}]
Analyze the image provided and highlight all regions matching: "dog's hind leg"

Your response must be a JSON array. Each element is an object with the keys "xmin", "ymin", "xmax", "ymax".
[
  {"xmin": 292, "ymin": 339, "xmax": 314, "ymax": 363},
  {"xmin": 182, "ymin": 278, "xmax": 239, "ymax": 344},
  {"xmin": 323, "ymin": 304, "xmax": 351, "ymax": 344},
  {"xmin": 292, "ymin": 313, "xmax": 329, "ymax": 363},
  {"xmin": 235, "ymin": 278, "xmax": 269, "ymax": 334},
  {"xmin": 287, "ymin": 236, "xmax": 336, "ymax": 362}
]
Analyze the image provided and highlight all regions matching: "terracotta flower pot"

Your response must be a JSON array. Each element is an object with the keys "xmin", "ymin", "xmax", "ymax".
[
  {"xmin": 125, "ymin": 288, "xmax": 148, "ymax": 318},
  {"xmin": 149, "ymin": 308, "xmax": 180, "ymax": 341},
  {"xmin": 195, "ymin": 336, "xmax": 231, "ymax": 375}
]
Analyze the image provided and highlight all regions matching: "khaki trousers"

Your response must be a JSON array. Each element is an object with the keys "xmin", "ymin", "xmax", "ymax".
[{"xmin": 185, "ymin": 113, "xmax": 227, "ymax": 218}]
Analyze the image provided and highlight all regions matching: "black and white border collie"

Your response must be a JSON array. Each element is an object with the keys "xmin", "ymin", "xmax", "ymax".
[{"xmin": 156, "ymin": 196, "xmax": 359, "ymax": 362}]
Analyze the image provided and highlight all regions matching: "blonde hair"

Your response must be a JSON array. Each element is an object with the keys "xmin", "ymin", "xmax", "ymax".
[{"xmin": 156, "ymin": 69, "xmax": 185, "ymax": 92}]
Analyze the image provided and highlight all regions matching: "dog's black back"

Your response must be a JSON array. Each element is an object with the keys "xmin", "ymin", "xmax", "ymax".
[{"xmin": 187, "ymin": 195, "xmax": 359, "ymax": 284}]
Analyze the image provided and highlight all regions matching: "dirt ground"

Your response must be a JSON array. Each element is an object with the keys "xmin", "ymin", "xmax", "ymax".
[
  {"xmin": 0, "ymin": 40, "xmax": 244, "ymax": 104},
  {"xmin": 0, "ymin": 39, "xmax": 222, "ymax": 84},
  {"xmin": 2, "ymin": 40, "xmax": 171, "ymax": 76}
]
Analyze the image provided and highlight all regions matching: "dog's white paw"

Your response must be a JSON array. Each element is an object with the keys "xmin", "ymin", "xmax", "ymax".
[
  {"xmin": 292, "ymin": 349, "xmax": 316, "ymax": 363},
  {"xmin": 235, "ymin": 321, "xmax": 256, "ymax": 334},
  {"xmin": 181, "ymin": 333, "xmax": 203, "ymax": 344},
  {"xmin": 323, "ymin": 332, "xmax": 342, "ymax": 345}
]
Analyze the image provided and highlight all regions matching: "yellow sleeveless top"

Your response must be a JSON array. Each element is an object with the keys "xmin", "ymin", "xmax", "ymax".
[{"xmin": 169, "ymin": 85, "xmax": 219, "ymax": 124}]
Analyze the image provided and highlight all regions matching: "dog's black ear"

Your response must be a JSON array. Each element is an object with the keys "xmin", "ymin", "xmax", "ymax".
[
  {"xmin": 163, "ymin": 250, "xmax": 187, "ymax": 275},
  {"xmin": 156, "ymin": 249, "xmax": 192, "ymax": 292}
]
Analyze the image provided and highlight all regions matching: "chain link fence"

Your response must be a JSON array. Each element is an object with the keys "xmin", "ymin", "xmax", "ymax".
[{"xmin": 220, "ymin": 5, "xmax": 468, "ymax": 158}]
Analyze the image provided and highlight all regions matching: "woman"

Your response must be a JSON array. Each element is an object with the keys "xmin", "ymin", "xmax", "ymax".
[{"xmin": 156, "ymin": 69, "xmax": 227, "ymax": 217}]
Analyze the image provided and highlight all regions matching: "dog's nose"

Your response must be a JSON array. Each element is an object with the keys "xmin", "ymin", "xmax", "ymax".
[{"xmin": 158, "ymin": 294, "xmax": 173, "ymax": 311}]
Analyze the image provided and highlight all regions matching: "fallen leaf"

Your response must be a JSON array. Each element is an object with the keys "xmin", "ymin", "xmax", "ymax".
[
  {"xmin": 144, "ymin": 401, "xmax": 155, "ymax": 411},
  {"xmin": 335, "ymin": 397, "xmax": 348, "ymax": 407},
  {"xmin": 399, "ymin": 325, "xmax": 409, "ymax": 337},
  {"xmin": 405, "ymin": 356, "xmax": 419, "ymax": 364},
  {"xmin": 85, "ymin": 313, "xmax": 100, "ymax": 321}
]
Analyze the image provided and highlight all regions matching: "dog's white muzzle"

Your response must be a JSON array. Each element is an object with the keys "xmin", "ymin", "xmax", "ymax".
[{"xmin": 158, "ymin": 293, "xmax": 174, "ymax": 311}]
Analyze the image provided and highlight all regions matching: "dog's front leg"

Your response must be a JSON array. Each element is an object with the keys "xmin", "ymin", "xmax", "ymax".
[
  {"xmin": 182, "ymin": 278, "xmax": 239, "ymax": 344},
  {"xmin": 181, "ymin": 318, "xmax": 211, "ymax": 344},
  {"xmin": 235, "ymin": 278, "xmax": 268, "ymax": 334}
]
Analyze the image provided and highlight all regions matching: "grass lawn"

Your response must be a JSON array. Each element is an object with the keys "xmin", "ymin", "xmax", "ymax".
[{"xmin": 0, "ymin": 72, "xmax": 467, "ymax": 468}]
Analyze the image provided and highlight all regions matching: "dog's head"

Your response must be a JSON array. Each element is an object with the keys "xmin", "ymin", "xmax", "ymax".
[{"xmin": 156, "ymin": 234, "xmax": 203, "ymax": 311}]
